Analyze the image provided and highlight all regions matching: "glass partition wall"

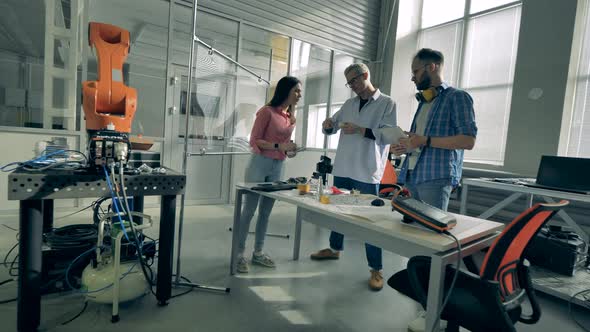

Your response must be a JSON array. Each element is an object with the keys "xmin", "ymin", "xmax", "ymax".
[{"xmin": 0, "ymin": 0, "xmax": 371, "ymax": 206}]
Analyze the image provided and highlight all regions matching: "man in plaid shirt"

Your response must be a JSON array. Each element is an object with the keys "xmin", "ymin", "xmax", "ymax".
[
  {"xmin": 392, "ymin": 48, "xmax": 477, "ymax": 211},
  {"xmin": 390, "ymin": 48, "xmax": 477, "ymax": 332}
]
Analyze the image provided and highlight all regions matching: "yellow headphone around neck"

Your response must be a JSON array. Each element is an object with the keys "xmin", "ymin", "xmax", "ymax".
[{"xmin": 415, "ymin": 86, "xmax": 442, "ymax": 103}]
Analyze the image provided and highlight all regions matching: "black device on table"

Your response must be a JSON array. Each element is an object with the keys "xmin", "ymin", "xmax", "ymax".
[
  {"xmin": 391, "ymin": 195, "xmax": 457, "ymax": 233},
  {"xmin": 315, "ymin": 155, "xmax": 333, "ymax": 185},
  {"xmin": 251, "ymin": 182, "xmax": 297, "ymax": 192}
]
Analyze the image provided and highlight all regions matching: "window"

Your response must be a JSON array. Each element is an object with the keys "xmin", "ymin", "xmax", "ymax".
[
  {"xmin": 235, "ymin": 25, "xmax": 289, "ymax": 142},
  {"xmin": 461, "ymin": 6, "xmax": 521, "ymax": 163},
  {"xmin": 289, "ymin": 40, "xmax": 331, "ymax": 149},
  {"xmin": 328, "ymin": 53, "xmax": 358, "ymax": 149},
  {"xmin": 470, "ymin": 0, "xmax": 517, "ymax": 14},
  {"xmin": 0, "ymin": 0, "xmax": 80, "ymax": 130},
  {"xmin": 563, "ymin": 1, "xmax": 590, "ymax": 157},
  {"xmin": 422, "ymin": 0, "xmax": 465, "ymax": 28},
  {"xmin": 184, "ymin": 12, "xmax": 238, "ymax": 143},
  {"xmin": 395, "ymin": 0, "xmax": 521, "ymax": 166}
]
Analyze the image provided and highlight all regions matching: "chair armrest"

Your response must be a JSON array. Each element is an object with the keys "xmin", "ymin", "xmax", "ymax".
[{"xmin": 517, "ymin": 260, "xmax": 541, "ymax": 324}]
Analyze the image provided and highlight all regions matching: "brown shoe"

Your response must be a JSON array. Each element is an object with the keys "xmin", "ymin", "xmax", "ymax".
[
  {"xmin": 310, "ymin": 248, "xmax": 340, "ymax": 260},
  {"xmin": 368, "ymin": 270, "xmax": 383, "ymax": 291}
]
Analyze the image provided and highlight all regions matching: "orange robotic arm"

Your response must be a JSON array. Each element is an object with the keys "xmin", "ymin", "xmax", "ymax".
[{"xmin": 82, "ymin": 22, "xmax": 137, "ymax": 133}]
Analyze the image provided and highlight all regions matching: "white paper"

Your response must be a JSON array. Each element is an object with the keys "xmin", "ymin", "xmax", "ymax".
[{"xmin": 380, "ymin": 126, "xmax": 407, "ymax": 145}]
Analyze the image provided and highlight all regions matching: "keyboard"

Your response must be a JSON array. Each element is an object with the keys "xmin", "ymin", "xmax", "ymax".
[{"xmin": 491, "ymin": 177, "xmax": 535, "ymax": 185}]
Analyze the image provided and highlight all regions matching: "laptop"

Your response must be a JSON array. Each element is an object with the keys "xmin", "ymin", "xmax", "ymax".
[{"xmin": 523, "ymin": 155, "xmax": 590, "ymax": 194}]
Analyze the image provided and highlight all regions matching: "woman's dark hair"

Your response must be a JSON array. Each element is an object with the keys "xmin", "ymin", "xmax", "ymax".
[{"xmin": 268, "ymin": 76, "xmax": 301, "ymax": 108}]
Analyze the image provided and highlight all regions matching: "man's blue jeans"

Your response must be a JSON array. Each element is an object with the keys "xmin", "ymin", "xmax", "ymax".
[
  {"xmin": 403, "ymin": 171, "xmax": 453, "ymax": 211},
  {"xmin": 329, "ymin": 176, "xmax": 383, "ymax": 271}
]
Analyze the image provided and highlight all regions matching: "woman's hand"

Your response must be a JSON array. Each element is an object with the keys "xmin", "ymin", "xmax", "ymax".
[
  {"xmin": 288, "ymin": 108, "xmax": 296, "ymax": 125},
  {"xmin": 279, "ymin": 142, "xmax": 297, "ymax": 152}
]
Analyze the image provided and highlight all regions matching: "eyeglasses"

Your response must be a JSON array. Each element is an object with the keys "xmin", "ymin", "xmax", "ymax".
[
  {"xmin": 411, "ymin": 64, "xmax": 431, "ymax": 78},
  {"xmin": 345, "ymin": 73, "xmax": 365, "ymax": 88}
]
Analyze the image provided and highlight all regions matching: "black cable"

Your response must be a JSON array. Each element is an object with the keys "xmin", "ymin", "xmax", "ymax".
[
  {"xmin": 92, "ymin": 197, "xmax": 110, "ymax": 225},
  {"xmin": 55, "ymin": 201, "xmax": 97, "ymax": 221},
  {"xmin": 170, "ymin": 275, "xmax": 195, "ymax": 299},
  {"xmin": 0, "ymin": 297, "xmax": 16, "ymax": 304},
  {"xmin": 429, "ymin": 231, "xmax": 462, "ymax": 332},
  {"xmin": 114, "ymin": 165, "xmax": 157, "ymax": 297},
  {"xmin": 2, "ymin": 242, "xmax": 18, "ymax": 269},
  {"xmin": 568, "ymin": 288, "xmax": 590, "ymax": 332},
  {"xmin": 61, "ymin": 301, "xmax": 88, "ymax": 325},
  {"xmin": 2, "ymin": 224, "xmax": 17, "ymax": 232},
  {"xmin": 44, "ymin": 224, "xmax": 97, "ymax": 250},
  {"xmin": 0, "ymin": 279, "xmax": 13, "ymax": 286},
  {"xmin": 9, "ymin": 254, "xmax": 19, "ymax": 277}
]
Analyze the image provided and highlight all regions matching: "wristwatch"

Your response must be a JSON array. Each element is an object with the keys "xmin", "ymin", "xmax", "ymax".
[
  {"xmin": 426, "ymin": 136, "xmax": 432, "ymax": 147},
  {"xmin": 274, "ymin": 143, "xmax": 279, "ymax": 150}
]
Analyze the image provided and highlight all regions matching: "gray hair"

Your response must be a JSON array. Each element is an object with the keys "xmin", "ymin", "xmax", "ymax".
[{"xmin": 344, "ymin": 63, "xmax": 369, "ymax": 77}]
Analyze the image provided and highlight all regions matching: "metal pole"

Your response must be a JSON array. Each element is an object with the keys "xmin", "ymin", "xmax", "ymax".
[
  {"xmin": 173, "ymin": 0, "xmax": 230, "ymax": 295},
  {"xmin": 195, "ymin": 37, "xmax": 270, "ymax": 85},
  {"xmin": 175, "ymin": 0, "xmax": 199, "ymax": 285},
  {"xmin": 188, "ymin": 151, "xmax": 252, "ymax": 156}
]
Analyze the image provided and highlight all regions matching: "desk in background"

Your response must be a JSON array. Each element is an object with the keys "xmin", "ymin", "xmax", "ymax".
[
  {"xmin": 231, "ymin": 184, "xmax": 503, "ymax": 332},
  {"xmin": 460, "ymin": 178, "xmax": 590, "ymax": 306}
]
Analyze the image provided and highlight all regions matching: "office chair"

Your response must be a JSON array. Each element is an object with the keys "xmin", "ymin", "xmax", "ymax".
[
  {"xmin": 387, "ymin": 200, "xmax": 569, "ymax": 332},
  {"xmin": 379, "ymin": 159, "xmax": 398, "ymax": 198}
]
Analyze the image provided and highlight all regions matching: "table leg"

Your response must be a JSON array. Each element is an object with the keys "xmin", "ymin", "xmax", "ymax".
[
  {"xmin": 133, "ymin": 196, "xmax": 144, "ymax": 225},
  {"xmin": 478, "ymin": 193, "xmax": 522, "ymax": 219},
  {"xmin": 425, "ymin": 254, "xmax": 445, "ymax": 332},
  {"xmin": 293, "ymin": 207, "xmax": 302, "ymax": 260},
  {"xmin": 42, "ymin": 199, "xmax": 53, "ymax": 234},
  {"xmin": 230, "ymin": 189, "xmax": 244, "ymax": 275},
  {"xmin": 459, "ymin": 184, "xmax": 468, "ymax": 215},
  {"xmin": 18, "ymin": 199, "xmax": 43, "ymax": 332},
  {"xmin": 541, "ymin": 196, "xmax": 589, "ymax": 243},
  {"xmin": 156, "ymin": 195, "xmax": 176, "ymax": 305}
]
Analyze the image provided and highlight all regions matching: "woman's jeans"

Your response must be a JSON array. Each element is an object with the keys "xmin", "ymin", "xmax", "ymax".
[
  {"xmin": 328, "ymin": 176, "xmax": 383, "ymax": 271},
  {"xmin": 237, "ymin": 154, "xmax": 284, "ymax": 255}
]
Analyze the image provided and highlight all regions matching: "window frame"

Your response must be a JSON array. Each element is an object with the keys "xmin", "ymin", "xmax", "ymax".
[{"xmin": 416, "ymin": 0, "xmax": 522, "ymax": 166}]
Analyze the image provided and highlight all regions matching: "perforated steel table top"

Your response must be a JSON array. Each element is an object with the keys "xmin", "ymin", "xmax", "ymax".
[{"xmin": 7, "ymin": 168, "xmax": 186, "ymax": 200}]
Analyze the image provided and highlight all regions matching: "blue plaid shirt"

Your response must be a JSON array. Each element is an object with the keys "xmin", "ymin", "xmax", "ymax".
[{"xmin": 399, "ymin": 83, "xmax": 477, "ymax": 187}]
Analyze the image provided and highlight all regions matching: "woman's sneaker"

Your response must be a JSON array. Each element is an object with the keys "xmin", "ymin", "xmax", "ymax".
[
  {"xmin": 252, "ymin": 252, "xmax": 276, "ymax": 268},
  {"xmin": 236, "ymin": 257, "xmax": 249, "ymax": 273}
]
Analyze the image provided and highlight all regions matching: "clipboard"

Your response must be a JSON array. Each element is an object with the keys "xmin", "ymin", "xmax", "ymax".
[{"xmin": 380, "ymin": 126, "xmax": 407, "ymax": 145}]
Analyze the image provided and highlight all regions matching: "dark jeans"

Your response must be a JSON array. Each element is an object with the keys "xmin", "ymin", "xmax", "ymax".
[{"xmin": 329, "ymin": 176, "xmax": 383, "ymax": 271}]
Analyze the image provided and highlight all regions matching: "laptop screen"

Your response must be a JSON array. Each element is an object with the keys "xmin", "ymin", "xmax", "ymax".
[{"xmin": 536, "ymin": 155, "xmax": 590, "ymax": 191}]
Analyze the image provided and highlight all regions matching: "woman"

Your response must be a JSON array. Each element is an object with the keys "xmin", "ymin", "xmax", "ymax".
[{"xmin": 236, "ymin": 76, "xmax": 302, "ymax": 273}]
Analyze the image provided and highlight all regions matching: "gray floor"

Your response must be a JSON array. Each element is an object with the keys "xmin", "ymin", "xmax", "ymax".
[{"xmin": 0, "ymin": 203, "xmax": 589, "ymax": 331}]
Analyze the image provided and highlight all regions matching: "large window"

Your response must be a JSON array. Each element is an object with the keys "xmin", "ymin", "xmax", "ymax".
[
  {"xmin": 397, "ymin": 0, "xmax": 521, "ymax": 165},
  {"xmin": 0, "ymin": 0, "xmax": 78, "ymax": 130},
  {"xmin": 563, "ymin": 1, "xmax": 590, "ymax": 157},
  {"xmin": 289, "ymin": 40, "xmax": 331, "ymax": 149},
  {"xmin": 235, "ymin": 25, "xmax": 289, "ymax": 141},
  {"xmin": 328, "ymin": 53, "xmax": 358, "ymax": 149}
]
